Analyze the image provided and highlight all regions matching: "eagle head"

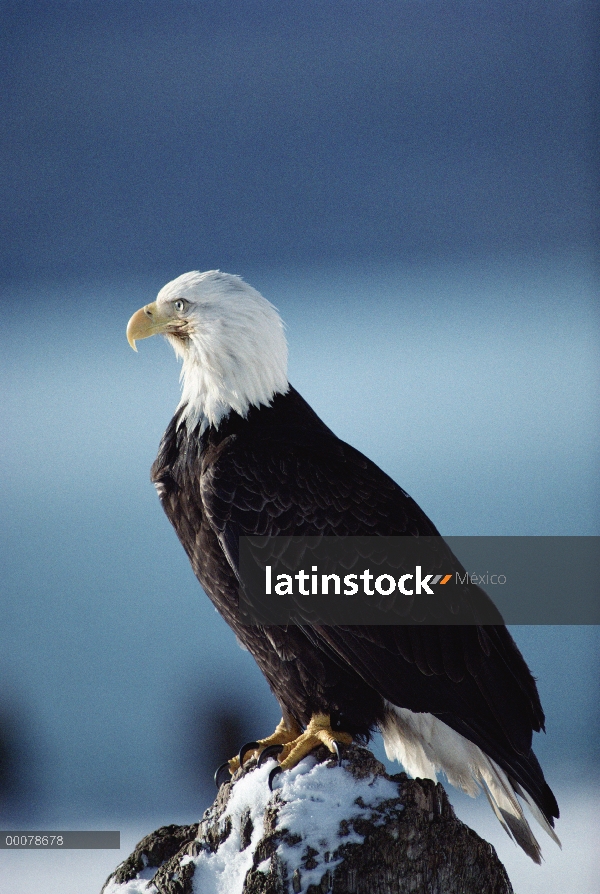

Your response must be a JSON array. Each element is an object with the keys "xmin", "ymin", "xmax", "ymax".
[{"xmin": 126, "ymin": 270, "xmax": 289, "ymax": 430}]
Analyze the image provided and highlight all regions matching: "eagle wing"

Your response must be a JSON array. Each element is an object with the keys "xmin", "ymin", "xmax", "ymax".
[{"xmin": 202, "ymin": 432, "xmax": 539, "ymax": 702}]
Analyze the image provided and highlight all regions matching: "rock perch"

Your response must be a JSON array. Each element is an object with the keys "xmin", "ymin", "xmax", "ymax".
[{"xmin": 102, "ymin": 745, "xmax": 514, "ymax": 894}]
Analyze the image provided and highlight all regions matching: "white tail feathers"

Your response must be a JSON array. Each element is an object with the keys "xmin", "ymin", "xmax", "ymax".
[{"xmin": 380, "ymin": 702, "xmax": 561, "ymax": 863}]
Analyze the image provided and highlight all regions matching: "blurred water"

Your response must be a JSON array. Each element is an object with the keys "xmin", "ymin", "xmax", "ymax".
[{"xmin": 0, "ymin": 256, "xmax": 598, "ymax": 890}]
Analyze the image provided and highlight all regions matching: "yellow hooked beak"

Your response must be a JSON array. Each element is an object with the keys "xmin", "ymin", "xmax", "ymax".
[{"xmin": 126, "ymin": 302, "xmax": 175, "ymax": 351}]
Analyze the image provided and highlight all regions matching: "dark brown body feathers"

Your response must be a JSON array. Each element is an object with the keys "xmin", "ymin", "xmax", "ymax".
[{"xmin": 151, "ymin": 385, "xmax": 558, "ymax": 827}]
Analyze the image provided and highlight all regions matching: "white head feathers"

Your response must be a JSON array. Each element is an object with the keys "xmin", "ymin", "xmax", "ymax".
[{"xmin": 156, "ymin": 270, "xmax": 289, "ymax": 431}]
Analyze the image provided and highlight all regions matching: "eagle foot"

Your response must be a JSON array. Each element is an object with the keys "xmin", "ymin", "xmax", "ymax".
[
  {"xmin": 215, "ymin": 714, "xmax": 351, "ymax": 788},
  {"xmin": 267, "ymin": 715, "xmax": 351, "ymax": 790},
  {"xmin": 219, "ymin": 718, "xmax": 302, "ymax": 782},
  {"xmin": 275, "ymin": 713, "xmax": 353, "ymax": 771}
]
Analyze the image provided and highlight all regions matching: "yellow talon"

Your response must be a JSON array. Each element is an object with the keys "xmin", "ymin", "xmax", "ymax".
[
  {"xmin": 258, "ymin": 717, "xmax": 302, "ymax": 750},
  {"xmin": 278, "ymin": 713, "xmax": 353, "ymax": 771},
  {"xmin": 226, "ymin": 717, "xmax": 303, "ymax": 775},
  {"xmin": 222, "ymin": 714, "xmax": 352, "ymax": 779}
]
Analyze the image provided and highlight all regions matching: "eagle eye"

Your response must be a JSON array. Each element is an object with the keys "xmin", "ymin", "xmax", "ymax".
[{"xmin": 174, "ymin": 299, "xmax": 188, "ymax": 314}]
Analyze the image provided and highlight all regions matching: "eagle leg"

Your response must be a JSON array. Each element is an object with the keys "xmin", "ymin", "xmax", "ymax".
[
  {"xmin": 276, "ymin": 713, "xmax": 353, "ymax": 771},
  {"xmin": 227, "ymin": 717, "xmax": 302, "ymax": 774}
]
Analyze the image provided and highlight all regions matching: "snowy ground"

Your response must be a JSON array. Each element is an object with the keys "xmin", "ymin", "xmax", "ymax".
[{"xmin": 0, "ymin": 779, "xmax": 597, "ymax": 894}]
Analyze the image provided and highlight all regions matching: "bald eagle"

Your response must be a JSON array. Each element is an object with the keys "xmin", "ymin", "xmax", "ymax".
[{"xmin": 127, "ymin": 270, "xmax": 559, "ymax": 862}]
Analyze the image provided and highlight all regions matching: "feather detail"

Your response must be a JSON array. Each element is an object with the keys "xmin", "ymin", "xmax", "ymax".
[{"xmin": 380, "ymin": 702, "xmax": 560, "ymax": 863}]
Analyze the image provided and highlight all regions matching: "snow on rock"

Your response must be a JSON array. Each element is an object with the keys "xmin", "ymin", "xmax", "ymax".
[
  {"xmin": 189, "ymin": 759, "xmax": 276, "ymax": 894},
  {"xmin": 101, "ymin": 745, "xmax": 514, "ymax": 894},
  {"xmin": 188, "ymin": 748, "xmax": 400, "ymax": 894},
  {"xmin": 273, "ymin": 755, "xmax": 401, "ymax": 891}
]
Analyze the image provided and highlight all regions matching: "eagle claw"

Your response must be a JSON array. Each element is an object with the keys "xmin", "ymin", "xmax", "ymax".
[
  {"xmin": 331, "ymin": 740, "xmax": 343, "ymax": 766},
  {"xmin": 268, "ymin": 765, "xmax": 283, "ymax": 791},
  {"xmin": 214, "ymin": 761, "xmax": 232, "ymax": 789},
  {"xmin": 257, "ymin": 743, "xmax": 284, "ymax": 768},
  {"xmin": 238, "ymin": 741, "xmax": 261, "ymax": 767}
]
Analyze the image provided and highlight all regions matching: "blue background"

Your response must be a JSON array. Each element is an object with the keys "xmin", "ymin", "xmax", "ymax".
[{"xmin": 0, "ymin": 2, "xmax": 598, "ymax": 891}]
